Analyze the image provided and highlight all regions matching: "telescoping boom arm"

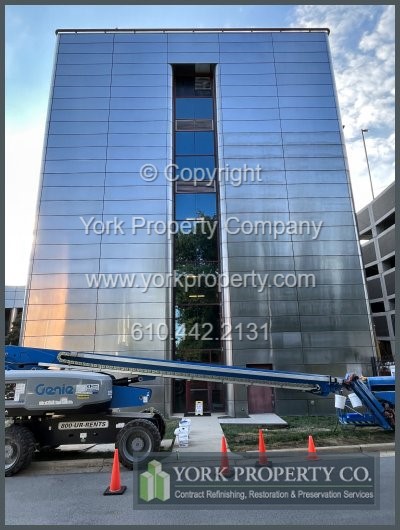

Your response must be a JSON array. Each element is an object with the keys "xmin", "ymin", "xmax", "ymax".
[{"xmin": 5, "ymin": 346, "xmax": 394, "ymax": 430}]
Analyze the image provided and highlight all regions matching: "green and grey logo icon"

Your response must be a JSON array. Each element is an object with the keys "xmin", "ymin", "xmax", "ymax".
[{"xmin": 139, "ymin": 460, "xmax": 170, "ymax": 502}]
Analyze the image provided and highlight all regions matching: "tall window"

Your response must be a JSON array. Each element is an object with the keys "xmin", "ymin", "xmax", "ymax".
[{"xmin": 172, "ymin": 64, "xmax": 224, "ymax": 413}]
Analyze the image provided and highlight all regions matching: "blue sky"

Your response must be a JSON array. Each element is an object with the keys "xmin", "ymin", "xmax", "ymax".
[{"xmin": 5, "ymin": 4, "xmax": 395, "ymax": 285}]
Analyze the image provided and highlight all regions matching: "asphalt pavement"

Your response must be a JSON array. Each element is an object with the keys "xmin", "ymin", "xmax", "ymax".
[{"xmin": 5, "ymin": 453, "xmax": 395, "ymax": 526}]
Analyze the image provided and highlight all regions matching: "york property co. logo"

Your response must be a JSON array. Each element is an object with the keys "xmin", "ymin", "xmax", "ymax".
[{"xmin": 140, "ymin": 460, "xmax": 170, "ymax": 502}]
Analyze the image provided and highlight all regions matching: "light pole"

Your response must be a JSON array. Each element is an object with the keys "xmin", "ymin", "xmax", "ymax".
[{"xmin": 361, "ymin": 128, "xmax": 375, "ymax": 199}]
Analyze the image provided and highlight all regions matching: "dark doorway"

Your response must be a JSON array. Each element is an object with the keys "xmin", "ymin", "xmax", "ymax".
[{"xmin": 246, "ymin": 364, "xmax": 275, "ymax": 413}]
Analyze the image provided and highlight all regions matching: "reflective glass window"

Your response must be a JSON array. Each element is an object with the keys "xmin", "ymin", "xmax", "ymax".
[
  {"xmin": 175, "ymin": 156, "xmax": 215, "ymax": 179},
  {"xmin": 175, "ymin": 98, "xmax": 213, "ymax": 119},
  {"xmin": 176, "ymin": 132, "xmax": 214, "ymax": 155},
  {"xmin": 175, "ymin": 193, "xmax": 217, "ymax": 220}
]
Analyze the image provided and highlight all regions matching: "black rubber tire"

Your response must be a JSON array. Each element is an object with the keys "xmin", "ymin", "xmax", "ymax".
[
  {"xmin": 116, "ymin": 419, "xmax": 161, "ymax": 469},
  {"xmin": 142, "ymin": 407, "xmax": 166, "ymax": 440},
  {"xmin": 5, "ymin": 425, "xmax": 36, "ymax": 477}
]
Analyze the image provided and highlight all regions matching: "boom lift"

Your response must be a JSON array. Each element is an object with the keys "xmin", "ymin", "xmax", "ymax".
[{"xmin": 4, "ymin": 345, "xmax": 395, "ymax": 476}]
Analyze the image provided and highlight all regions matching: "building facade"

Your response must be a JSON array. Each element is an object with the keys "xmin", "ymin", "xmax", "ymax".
[
  {"xmin": 357, "ymin": 182, "xmax": 395, "ymax": 369},
  {"xmin": 21, "ymin": 29, "xmax": 376, "ymax": 416}
]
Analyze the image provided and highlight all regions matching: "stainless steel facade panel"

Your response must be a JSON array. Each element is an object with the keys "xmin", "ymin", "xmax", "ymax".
[
  {"xmin": 23, "ymin": 30, "xmax": 374, "ymax": 417},
  {"xmin": 225, "ymin": 183, "xmax": 287, "ymax": 199},
  {"xmin": 281, "ymin": 121, "xmax": 341, "ymax": 133},
  {"xmin": 57, "ymin": 53, "xmax": 112, "ymax": 64},
  {"xmin": 39, "ymin": 201, "xmax": 103, "ymax": 215},
  {"xmin": 280, "ymin": 108, "xmax": 338, "ymax": 121},
  {"xmin": 24, "ymin": 319, "xmax": 96, "ymax": 337},
  {"xmin": 220, "ymin": 74, "xmax": 276, "ymax": 86},
  {"xmin": 113, "ymin": 53, "xmax": 168, "ymax": 63},
  {"xmin": 108, "ymin": 121, "xmax": 169, "ymax": 133},
  {"xmin": 111, "ymin": 86, "xmax": 167, "ymax": 97},
  {"xmin": 42, "ymin": 174, "xmax": 105, "ymax": 186},
  {"xmin": 109, "ymin": 98, "xmax": 168, "ymax": 110},
  {"xmin": 114, "ymin": 34, "xmax": 168, "ymax": 42},
  {"xmin": 281, "ymin": 133, "xmax": 343, "ymax": 145},
  {"xmin": 222, "ymin": 121, "xmax": 283, "ymax": 133},
  {"xmin": 273, "ymin": 41, "xmax": 327, "ymax": 52},
  {"xmin": 110, "ymin": 74, "xmax": 167, "ymax": 86},
  {"xmin": 223, "ymin": 145, "xmax": 283, "ymax": 158},
  {"xmin": 274, "ymin": 52, "xmax": 328, "ymax": 62},
  {"xmin": 287, "ymin": 183, "xmax": 349, "ymax": 197},
  {"xmin": 221, "ymin": 97, "xmax": 279, "ymax": 109},
  {"xmin": 112, "ymin": 63, "xmax": 169, "ymax": 75},
  {"xmin": 219, "ymin": 52, "xmax": 274, "ymax": 64},
  {"xmin": 220, "ymin": 63, "xmax": 275, "ymax": 74},
  {"xmin": 103, "ymin": 186, "xmax": 167, "ymax": 200},
  {"xmin": 167, "ymin": 42, "xmax": 219, "ymax": 53},
  {"xmin": 288, "ymin": 197, "xmax": 352, "ymax": 211},
  {"xmin": 228, "ymin": 256, "xmax": 295, "ymax": 272},
  {"xmin": 292, "ymin": 240, "xmax": 358, "ymax": 256},
  {"xmin": 28, "ymin": 288, "xmax": 98, "ymax": 305},
  {"xmin": 106, "ymin": 146, "xmax": 166, "ymax": 160},
  {"xmin": 298, "ymin": 300, "xmax": 370, "ymax": 316},
  {"xmin": 285, "ymin": 170, "xmax": 348, "ymax": 184},
  {"xmin": 219, "ymin": 33, "xmax": 273, "ymax": 42},
  {"xmin": 97, "ymin": 287, "xmax": 167, "ymax": 304},
  {"xmin": 220, "ymin": 42, "xmax": 273, "ymax": 53},
  {"xmin": 220, "ymin": 86, "xmax": 277, "ymax": 97},
  {"xmin": 225, "ymin": 198, "xmax": 288, "ymax": 213},
  {"xmin": 46, "ymin": 147, "xmax": 107, "ymax": 160},
  {"xmin": 34, "ymin": 244, "xmax": 101, "ymax": 260},
  {"xmin": 294, "ymin": 255, "xmax": 362, "ymax": 270},
  {"xmin": 47, "ymin": 135, "xmax": 108, "ymax": 147},
  {"xmin": 109, "ymin": 109, "xmax": 168, "ymax": 121},
  {"xmin": 167, "ymin": 52, "xmax": 220, "ymax": 63},
  {"xmin": 276, "ymin": 73, "xmax": 332, "ymax": 85},
  {"xmin": 49, "ymin": 121, "xmax": 109, "ymax": 134},
  {"xmin": 275, "ymin": 62, "xmax": 331, "ymax": 73},
  {"xmin": 54, "ymin": 75, "xmax": 112, "ymax": 87},
  {"xmin": 56, "ymin": 63, "xmax": 112, "ymax": 76},
  {"xmin": 114, "ymin": 43, "xmax": 167, "ymax": 53},
  {"xmin": 96, "ymin": 303, "xmax": 167, "ymax": 319},
  {"xmin": 59, "ymin": 43, "xmax": 114, "ymax": 53},
  {"xmin": 59, "ymin": 34, "xmax": 114, "ymax": 43},
  {"xmin": 26, "ymin": 303, "xmax": 97, "ymax": 320}
]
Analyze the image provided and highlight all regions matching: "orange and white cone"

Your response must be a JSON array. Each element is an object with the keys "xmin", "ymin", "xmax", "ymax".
[
  {"xmin": 220, "ymin": 436, "xmax": 233, "ymax": 477},
  {"xmin": 103, "ymin": 449, "xmax": 127, "ymax": 495},
  {"xmin": 257, "ymin": 429, "xmax": 269, "ymax": 466},
  {"xmin": 307, "ymin": 435, "xmax": 318, "ymax": 460}
]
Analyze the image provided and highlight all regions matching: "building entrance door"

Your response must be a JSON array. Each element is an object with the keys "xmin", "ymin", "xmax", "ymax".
[{"xmin": 246, "ymin": 364, "xmax": 275, "ymax": 413}]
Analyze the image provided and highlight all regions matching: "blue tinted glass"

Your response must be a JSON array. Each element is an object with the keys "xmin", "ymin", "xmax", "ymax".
[
  {"xmin": 175, "ymin": 193, "xmax": 217, "ymax": 220},
  {"xmin": 195, "ymin": 132, "xmax": 214, "ymax": 155},
  {"xmin": 176, "ymin": 133, "xmax": 214, "ymax": 156},
  {"xmin": 176, "ymin": 98, "xmax": 213, "ymax": 119},
  {"xmin": 176, "ymin": 156, "xmax": 215, "ymax": 179},
  {"xmin": 176, "ymin": 132, "xmax": 195, "ymax": 155}
]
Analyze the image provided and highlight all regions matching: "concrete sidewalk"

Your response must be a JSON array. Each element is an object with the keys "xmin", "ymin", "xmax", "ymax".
[{"xmin": 173, "ymin": 414, "xmax": 225, "ymax": 452}]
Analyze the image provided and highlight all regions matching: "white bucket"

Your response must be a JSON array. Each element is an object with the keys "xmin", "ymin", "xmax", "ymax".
[
  {"xmin": 348, "ymin": 393, "xmax": 363, "ymax": 408},
  {"xmin": 334, "ymin": 394, "xmax": 347, "ymax": 409}
]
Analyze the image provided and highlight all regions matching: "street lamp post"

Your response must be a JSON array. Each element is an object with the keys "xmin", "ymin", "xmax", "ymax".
[{"xmin": 361, "ymin": 128, "xmax": 375, "ymax": 199}]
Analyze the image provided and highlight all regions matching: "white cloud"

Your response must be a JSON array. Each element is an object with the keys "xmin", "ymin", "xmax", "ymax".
[{"xmin": 292, "ymin": 5, "xmax": 395, "ymax": 211}]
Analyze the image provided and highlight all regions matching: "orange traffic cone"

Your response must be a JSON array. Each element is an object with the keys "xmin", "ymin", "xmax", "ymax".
[
  {"xmin": 220, "ymin": 436, "xmax": 233, "ymax": 477},
  {"xmin": 103, "ymin": 449, "xmax": 127, "ymax": 495},
  {"xmin": 307, "ymin": 435, "xmax": 318, "ymax": 460},
  {"xmin": 257, "ymin": 429, "xmax": 269, "ymax": 466}
]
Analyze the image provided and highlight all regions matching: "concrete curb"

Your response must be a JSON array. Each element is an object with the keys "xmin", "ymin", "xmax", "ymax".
[
  {"xmin": 245, "ymin": 442, "xmax": 395, "ymax": 456},
  {"xmin": 20, "ymin": 442, "xmax": 395, "ymax": 476}
]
